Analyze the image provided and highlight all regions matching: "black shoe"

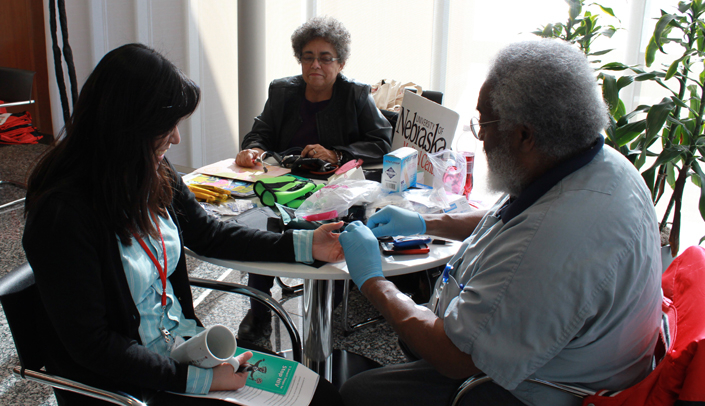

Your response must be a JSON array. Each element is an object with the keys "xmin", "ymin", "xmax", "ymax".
[{"xmin": 237, "ymin": 309, "xmax": 272, "ymax": 342}]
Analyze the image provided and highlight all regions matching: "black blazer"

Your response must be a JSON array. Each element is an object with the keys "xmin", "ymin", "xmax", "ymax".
[
  {"xmin": 242, "ymin": 74, "xmax": 392, "ymax": 164},
  {"xmin": 22, "ymin": 160, "xmax": 296, "ymax": 400}
]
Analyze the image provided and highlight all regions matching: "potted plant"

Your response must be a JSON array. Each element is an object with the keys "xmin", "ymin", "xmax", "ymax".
[{"xmin": 535, "ymin": 0, "xmax": 705, "ymax": 258}]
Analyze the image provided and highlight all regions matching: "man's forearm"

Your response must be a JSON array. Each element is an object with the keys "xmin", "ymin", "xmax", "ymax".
[
  {"xmin": 422, "ymin": 210, "xmax": 487, "ymax": 241},
  {"xmin": 360, "ymin": 278, "xmax": 481, "ymax": 379}
]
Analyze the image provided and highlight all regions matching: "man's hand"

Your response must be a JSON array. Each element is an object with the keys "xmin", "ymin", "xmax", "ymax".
[
  {"xmin": 235, "ymin": 148, "xmax": 264, "ymax": 168},
  {"xmin": 312, "ymin": 222, "xmax": 344, "ymax": 263},
  {"xmin": 339, "ymin": 221, "xmax": 384, "ymax": 287},
  {"xmin": 367, "ymin": 205, "xmax": 426, "ymax": 238},
  {"xmin": 209, "ymin": 351, "xmax": 253, "ymax": 392}
]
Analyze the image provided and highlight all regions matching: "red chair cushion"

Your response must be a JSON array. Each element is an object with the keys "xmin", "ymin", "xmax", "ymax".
[{"xmin": 582, "ymin": 246, "xmax": 705, "ymax": 405}]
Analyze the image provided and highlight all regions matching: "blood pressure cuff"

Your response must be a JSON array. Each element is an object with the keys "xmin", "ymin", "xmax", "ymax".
[
  {"xmin": 253, "ymin": 175, "xmax": 324, "ymax": 208},
  {"xmin": 266, "ymin": 149, "xmax": 339, "ymax": 180}
]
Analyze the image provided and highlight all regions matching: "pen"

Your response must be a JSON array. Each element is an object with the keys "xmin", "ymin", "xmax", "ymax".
[
  {"xmin": 442, "ymin": 264, "xmax": 453, "ymax": 284},
  {"xmin": 432, "ymin": 239, "xmax": 451, "ymax": 245}
]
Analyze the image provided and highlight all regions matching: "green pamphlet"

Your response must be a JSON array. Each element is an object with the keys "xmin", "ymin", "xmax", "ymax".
[{"xmin": 235, "ymin": 348, "xmax": 297, "ymax": 395}]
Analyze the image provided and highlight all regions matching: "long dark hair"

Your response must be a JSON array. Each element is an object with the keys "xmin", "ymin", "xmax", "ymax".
[{"xmin": 25, "ymin": 43, "xmax": 200, "ymax": 243}]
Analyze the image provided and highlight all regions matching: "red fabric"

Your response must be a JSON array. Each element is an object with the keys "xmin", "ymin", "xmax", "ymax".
[
  {"xmin": 0, "ymin": 110, "xmax": 42, "ymax": 145},
  {"xmin": 582, "ymin": 246, "xmax": 705, "ymax": 405}
]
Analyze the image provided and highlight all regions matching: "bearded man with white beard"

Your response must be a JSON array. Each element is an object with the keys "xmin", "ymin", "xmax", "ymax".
[{"xmin": 337, "ymin": 39, "xmax": 663, "ymax": 406}]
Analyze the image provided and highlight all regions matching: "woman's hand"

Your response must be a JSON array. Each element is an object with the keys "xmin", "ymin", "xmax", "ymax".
[
  {"xmin": 312, "ymin": 221, "xmax": 345, "ymax": 262},
  {"xmin": 209, "ymin": 351, "xmax": 253, "ymax": 392},
  {"xmin": 236, "ymin": 148, "xmax": 265, "ymax": 168},
  {"xmin": 301, "ymin": 144, "xmax": 337, "ymax": 165}
]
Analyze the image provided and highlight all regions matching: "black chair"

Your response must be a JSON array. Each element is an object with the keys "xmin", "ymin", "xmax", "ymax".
[
  {"xmin": 0, "ymin": 67, "xmax": 36, "ymax": 110},
  {"xmin": 0, "ymin": 262, "xmax": 302, "ymax": 405},
  {"xmin": 0, "ymin": 67, "xmax": 36, "ymax": 209}
]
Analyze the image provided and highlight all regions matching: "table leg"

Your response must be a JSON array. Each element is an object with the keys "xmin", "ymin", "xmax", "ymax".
[{"xmin": 302, "ymin": 279, "xmax": 333, "ymax": 381}]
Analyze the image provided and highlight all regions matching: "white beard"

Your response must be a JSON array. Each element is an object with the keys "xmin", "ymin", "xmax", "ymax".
[{"xmin": 484, "ymin": 141, "xmax": 527, "ymax": 197}]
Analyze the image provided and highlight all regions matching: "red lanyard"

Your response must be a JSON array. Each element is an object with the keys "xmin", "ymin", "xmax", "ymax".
[{"xmin": 132, "ymin": 221, "xmax": 168, "ymax": 307}]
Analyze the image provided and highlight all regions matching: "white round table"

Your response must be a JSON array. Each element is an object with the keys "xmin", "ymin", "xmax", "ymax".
[{"xmin": 186, "ymin": 240, "xmax": 461, "ymax": 380}]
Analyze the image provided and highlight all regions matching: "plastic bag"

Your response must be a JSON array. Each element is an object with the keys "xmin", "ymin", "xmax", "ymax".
[
  {"xmin": 427, "ymin": 149, "xmax": 466, "ymax": 196},
  {"xmin": 294, "ymin": 178, "xmax": 383, "ymax": 220}
]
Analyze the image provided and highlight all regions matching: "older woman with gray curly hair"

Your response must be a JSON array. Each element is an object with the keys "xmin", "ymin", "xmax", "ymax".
[
  {"xmin": 236, "ymin": 16, "xmax": 392, "ymax": 341},
  {"xmin": 236, "ymin": 16, "xmax": 392, "ymax": 170}
]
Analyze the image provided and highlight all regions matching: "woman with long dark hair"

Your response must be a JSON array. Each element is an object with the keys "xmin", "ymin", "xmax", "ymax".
[{"xmin": 23, "ymin": 43, "xmax": 343, "ymax": 406}]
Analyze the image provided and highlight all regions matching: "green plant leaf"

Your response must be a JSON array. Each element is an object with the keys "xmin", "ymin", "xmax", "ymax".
[
  {"xmin": 635, "ymin": 72, "xmax": 661, "ymax": 81},
  {"xmin": 615, "ymin": 120, "xmax": 647, "ymax": 146},
  {"xmin": 652, "ymin": 146, "xmax": 688, "ymax": 168},
  {"xmin": 602, "ymin": 74, "xmax": 620, "ymax": 115},
  {"xmin": 617, "ymin": 105, "xmax": 651, "ymax": 127},
  {"xmin": 596, "ymin": 4, "xmax": 616, "ymax": 17},
  {"xmin": 691, "ymin": 160, "xmax": 705, "ymax": 221},
  {"xmin": 679, "ymin": 1, "xmax": 691, "ymax": 13},
  {"xmin": 646, "ymin": 100, "xmax": 675, "ymax": 143},
  {"xmin": 639, "ymin": 100, "xmax": 675, "ymax": 166},
  {"xmin": 667, "ymin": 116, "xmax": 694, "ymax": 140},
  {"xmin": 602, "ymin": 27, "xmax": 617, "ymax": 38},
  {"xmin": 670, "ymin": 95, "xmax": 698, "ymax": 116},
  {"xmin": 617, "ymin": 75, "xmax": 635, "ymax": 89},
  {"xmin": 567, "ymin": 0, "xmax": 582, "ymax": 20},
  {"xmin": 654, "ymin": 14, "xmax": 678, "ymax": 49},
  {"xmin": 642, "ymin": 167, "xmax": 656, "ymax": 190},
  {"xmin": 646, "ymin": 36, "xmax": 659, "ymax": 67},
  {"xmin": 667, "ymin": 162, "xmax": 677, "ymax": 189},
  {"xmin": 615, "ymin": 99, "xmax": 627, "ymax": 120},
  {"xmin": 693, "ymin": 172, "xmax": 703, "ymax": 187},
  {"xmin": 600, "ymin": 61, "xmax": 629, "ymax": 70},
  {"xmin": 589, "ymin": 49, "xmax": 614, "ymax": 56},
  {"xmin": 666, "ymin": 56, "xmax": 685, "ymax": 80}
]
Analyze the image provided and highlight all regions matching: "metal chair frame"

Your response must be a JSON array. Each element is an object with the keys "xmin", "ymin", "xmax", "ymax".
[
  {"xmin": 449, "ymin": 373, "xmax": 594, "ymax": 406},
  {"xmin": 0, "ymin": 262, "xmax": 302, "ymax": 405}
]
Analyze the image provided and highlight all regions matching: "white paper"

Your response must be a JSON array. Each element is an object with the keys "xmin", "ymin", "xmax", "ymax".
[{"xmin": 174, "ymin": 363, "xmax": 319, "ymax": 406}]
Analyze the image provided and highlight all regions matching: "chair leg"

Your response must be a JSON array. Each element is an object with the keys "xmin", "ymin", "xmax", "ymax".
[
  {"xmin": 341, "ymin": 279, "xmax": 383, "ymax": 336},
  {"xmin": 0, "ymin": 180, "xmax": 27, "ymax": 210},
  {"xmin": 0, "ymin": 180, "xmax": 28, "ymax": 189},
  {"xmin": 275, "ymin": 276, "xmax": 303, "ymax": 294},
  {"xmin": 0, "ymin": 197, "xmax": 25, "ymax": 210}
]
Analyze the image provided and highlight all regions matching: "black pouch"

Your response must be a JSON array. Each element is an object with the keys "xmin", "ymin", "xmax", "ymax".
[{"xmin": 266, "ymin": 149, "xmax": 339, "ymax": 180}]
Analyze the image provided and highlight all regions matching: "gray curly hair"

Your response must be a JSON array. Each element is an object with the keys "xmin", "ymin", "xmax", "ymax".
[
  {"xmin": 291, "ymin": 16, "xmax": 351, "ymax": 64},
  {"xmin": 485, "ymin": 39, "xmax": 608, "ymax": 159}
]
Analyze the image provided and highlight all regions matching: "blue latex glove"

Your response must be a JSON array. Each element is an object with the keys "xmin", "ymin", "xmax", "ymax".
[
  {"xmin": 366, "ymin": 205, "xmax": 426, "ymax": 238},
  {"xmin": 339, "ymin": 221, "xmax": 384, "ymax": 287}
]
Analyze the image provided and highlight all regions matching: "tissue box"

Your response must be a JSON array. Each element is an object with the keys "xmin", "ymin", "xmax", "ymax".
[{"xmin": 382, "ymin": 147, "xmax": 418, "ymax": 192}]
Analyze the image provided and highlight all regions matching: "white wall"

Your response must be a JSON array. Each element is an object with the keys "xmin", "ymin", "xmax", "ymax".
[{"xmin": 44, "ymin": 0, "xmax": 242, "ymax": 169}]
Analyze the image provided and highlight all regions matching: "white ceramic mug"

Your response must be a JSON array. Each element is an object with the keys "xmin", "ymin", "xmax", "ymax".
[{"xmin": 171, "ymin": 324, "xmax": 240, "ymax": 370}]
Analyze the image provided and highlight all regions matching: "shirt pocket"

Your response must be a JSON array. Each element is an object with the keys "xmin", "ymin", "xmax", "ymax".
[{"xmin": 437, "ymin": 274, "xmax": 462, "ymax": 317}]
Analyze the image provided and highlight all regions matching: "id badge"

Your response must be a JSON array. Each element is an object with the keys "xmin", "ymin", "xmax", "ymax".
[
  {"xmin": 429, "ymin": 275, "xmax": 462, "ymax": 318},
  {"xmin": 433, "ymin": 275, "xmax": 462, "ymax": 317}
]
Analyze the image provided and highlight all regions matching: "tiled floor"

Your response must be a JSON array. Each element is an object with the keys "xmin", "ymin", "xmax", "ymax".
[{"xmin": 0, "ymin": 143, "xmax": 407, "ymax": 405}]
